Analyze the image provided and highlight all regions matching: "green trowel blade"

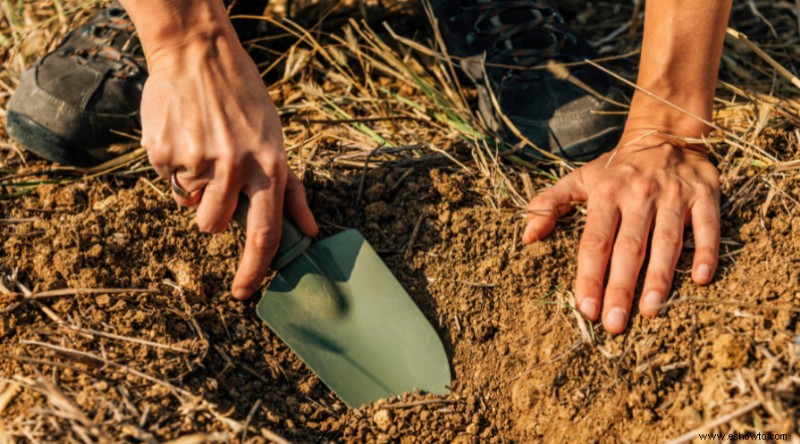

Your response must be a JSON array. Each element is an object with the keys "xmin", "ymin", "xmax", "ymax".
[{"xmin": 257, "ymin": 229, "xmax": 451, "ymax": 408}]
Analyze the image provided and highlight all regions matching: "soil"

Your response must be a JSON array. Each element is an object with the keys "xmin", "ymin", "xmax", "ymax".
[
  {"xmin": 2, "ymin": 1, "xmax": 799, "ymax": 443},
  {"xmin": 2, "ymin": 145, "xmax": 799, "ymax": 442}
]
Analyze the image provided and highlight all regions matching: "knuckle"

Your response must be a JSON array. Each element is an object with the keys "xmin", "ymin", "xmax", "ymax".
[
  {"xmin": 196, "ymin": 214, "xmax": 229, "ymax": 234},
  {"xmin": 605, "ymin": 284, "xmax": 632, "ymax": 301},
  {"xmin": 595, "ymin": 182, "xmax": 619, "ymax": 200},
  {"xmin": 184, "ymin": 151, "xmax": 206, "ymax": 173},
  {"xmin": 631, "ymin": 177, "xmax": 657, "ymax": 199},
  {"xmin": 695, "ymin": 245, "xmax": 718, "ymax": 259},
  {"xmin": 581, "ymin": 231, "xmax": 613, "ymax": 254},
  {"xmin": 615, "ymin": 235, "xmax": 646, "ymax": 257},
  {"xmin": 196, "ymin": 218, "xmax": 215, "ymax": 233},
  {"xmin": 262, "ymin": 154, "xmax": 287, "ymax": 179},
  {"xmin": 146, "ymin": 146, "xmax": 169, "ymax": 167},
  {"xmin": 527, "ymin": 197, "xmax": 557, "ymax": 219},
  {"xmin": 646, "ymin": 272, "xmax": 673, "ymax": 292},
  {"xmin": 652, "ymin": 229, "xmax": 682, "ymax": 251},
  {"xmin": 251, "ymin": 226, "xmax": 281, "ymax": 252},
  {"xmin": 694, "ymin": 182, "xmax": 718, "ymax": 201},
  {"xmin": 695, "ymin": 213, "xmax": 721, "ymax": 231},
  {"xmin": 664, "ymin": 179, "xmax": 683, "ymax": 199},
  {"xmin": 576, "ymin": 274, "xmax": 604, "ymax": 295},
  {"xmin": 217, "ymin": 152, "xmax": 237, "ymax": 174}
]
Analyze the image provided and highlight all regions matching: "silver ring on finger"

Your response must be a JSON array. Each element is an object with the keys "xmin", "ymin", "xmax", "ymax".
[{"xmin": 171, "ymin": 171, "xmax": 200, "ymax": 198}]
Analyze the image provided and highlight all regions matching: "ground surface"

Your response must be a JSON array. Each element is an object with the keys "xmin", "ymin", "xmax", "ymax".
[{"xmin": 1, "ymin": 1, "xmax": 799, "ymax": 443}]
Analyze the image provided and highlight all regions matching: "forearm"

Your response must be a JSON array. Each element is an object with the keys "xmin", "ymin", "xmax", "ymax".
[
  {"xmin": 118, "ymin": 0, "xmax": 239, "ymax": 69},
  {"xmin": 625, "ymin": 0, "xmax": 733, "ymax": 139}
]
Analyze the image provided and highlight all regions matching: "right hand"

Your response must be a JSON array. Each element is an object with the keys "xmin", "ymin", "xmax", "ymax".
[
  {"xmin": 523, "ymin": 133, "xmax": 720, "ymax": 334},
  {"xmin": 141, "ymin": 30, "xmax": 318, "ymax": 300}
]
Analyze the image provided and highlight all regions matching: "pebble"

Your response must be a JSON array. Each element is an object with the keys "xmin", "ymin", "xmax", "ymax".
[{"xmin": 373, "ymin": 409, "xmax": 393, "ymax": 431}]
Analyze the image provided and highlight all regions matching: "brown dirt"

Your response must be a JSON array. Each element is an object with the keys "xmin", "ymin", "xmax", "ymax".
[
  {"xmin": 2, "ymin": 147, "xmax": 799, "ymax": 442},
  {"xmin": 2, "ymin": 1, "xmax": 799, "ymax": 443}
]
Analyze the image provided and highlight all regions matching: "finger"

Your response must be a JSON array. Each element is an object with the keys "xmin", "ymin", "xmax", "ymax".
[
  {"xmin": 284, "ymin": 170, "xmax": 318, "ymax": 237},
  {"xmin": 639, "ymin": 206, "xmax": 684, "ymax": 317},
  {"xmin": 171, "ymin": 170, "xmax": 207, "ymax": 207},
  {"xmin": 232, "ymin": 172, "xmax": 287, "ymax": 300},
  {"xmin": 574, "ymin": 202, "xmax": 620, "ymax": 322},
  {"xmin": 602, "ymin": 202, "xmax": 655, "ymax": 334},
  {"xmin": 195, "ymin": 176, "xmax": 239, "ymax": 233},
  {"xmin": 690, "ymin": 196, "xmax": 720, "ymax": 285},
  {"xmin": 144, "ymin": 142, "xmax": 173, "ymax": 180},
  {"xmin": 523, "ymin": 171, "xmax": 586, "ymax": 244}
]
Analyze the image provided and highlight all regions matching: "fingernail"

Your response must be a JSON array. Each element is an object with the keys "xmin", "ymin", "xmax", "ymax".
[
  {"xmin": 234, "ymin": 289, "xmax": 251, "ymax": 300},
  {"xmin": 579, "ymin": 299, "xmax": 599, "ymax": 320},
  {"xmin": 605, "ymin": 307, "xmax": 627, "ymax": 332},
  {"xmin": 643, "ymin": 291, "xmax": 663, "ymax": 312},
  {"xmin": 696, "ymin": 264, "xmax": 712, "ymax": 282}
]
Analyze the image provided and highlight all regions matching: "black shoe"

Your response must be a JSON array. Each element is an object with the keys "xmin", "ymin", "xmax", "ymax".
[
  {"xmin": 6, "ymin": 0, "xmax": 269, "ymax": 167},
  {"xmin": 431, "ymin": 0, "xmax": 625, "ymax": 161},
  {"xmin": 6, "ymin": 2, "xmax": 146, "ymax": 167}
]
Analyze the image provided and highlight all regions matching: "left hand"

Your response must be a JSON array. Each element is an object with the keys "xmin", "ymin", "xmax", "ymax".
[{"xmin": 522, "ymin": 134, "xmax": 720, "ymax": 334}]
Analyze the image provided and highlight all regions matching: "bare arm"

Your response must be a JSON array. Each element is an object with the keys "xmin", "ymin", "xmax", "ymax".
[
  {"xmin": 119, "ymin": 0, "xmax": 318, "ymax": 300},
  {"xmin": 523, "ymin": 0, "xmax": 732, "ymax": 333}
]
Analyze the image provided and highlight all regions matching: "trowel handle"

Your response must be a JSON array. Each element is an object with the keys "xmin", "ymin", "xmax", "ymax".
[{"xmin": 233, "ymin": 195, "xmax": 312, "ymax": 270}]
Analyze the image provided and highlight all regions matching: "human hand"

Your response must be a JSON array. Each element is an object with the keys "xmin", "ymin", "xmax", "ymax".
[
  {"xmin": 141, "ymin": 31, "xmax": 318, "ymax": 300},
  {"xmin": 522, "ymin": 134, "xmax": 720, "ymax": 334}
]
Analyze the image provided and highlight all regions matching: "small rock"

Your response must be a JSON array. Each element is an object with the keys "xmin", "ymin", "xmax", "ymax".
[
  {"xmin": 712, "ymin": 333, "xmax": 750, "ymax": 369},
  {"xmin": 365, "ymin": 183, "xmax": 387, "ymax": 202},
  {"xmin": 167, "ymin": 258, "xmax": 205, "ymax": 303},
  {"xmin": 439, "ymin": 209, "xmax": 452, "ymax": 225},
  {"xmin": 373, "ymin": 409, "xmax": 393, "ymax": 431},
  {"xmin": 86, "ymin": 244, "xmax": 103, "ymax": 259},
  {"xmin": 96, "ymin": 294, "xmax": 111, "ymax": 308},
  {"xmin": 365, "ymin": 201, "xmax": 391, "ymax": 221}
]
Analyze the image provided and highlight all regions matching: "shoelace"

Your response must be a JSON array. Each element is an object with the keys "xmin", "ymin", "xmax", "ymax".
[
  {"xmin": 461, "ymin": 1, "xmax": 579, "ymax": 68},
  {"xmin": 64, "ymin": 7, "xmax": 145, "ymax": 79}
]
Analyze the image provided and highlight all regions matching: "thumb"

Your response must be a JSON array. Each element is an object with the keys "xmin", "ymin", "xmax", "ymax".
[{"xmin": 523, "ymin": 170, "xmax": 586, "ymax": 244}]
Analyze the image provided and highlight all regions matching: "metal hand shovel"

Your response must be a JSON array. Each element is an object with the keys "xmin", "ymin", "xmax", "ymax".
[{"xmin": 234, "ymin": 198, "xmax": 451, "ymax": 408}]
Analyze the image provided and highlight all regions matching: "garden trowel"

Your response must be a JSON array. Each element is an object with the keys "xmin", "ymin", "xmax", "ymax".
[{"xmin": 233, "ymin": 198, "xmax": 451, "ymax": 408}]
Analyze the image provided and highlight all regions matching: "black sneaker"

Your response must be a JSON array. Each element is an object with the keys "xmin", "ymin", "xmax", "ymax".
[
  {"xmin": 6, "ymin": 1, "xmax": 145, "ymax": 167},
  {"xmin": 431, "ymin": 0, "xmax": 625, "ymax": 161},
  {"xmin": 6, "ymin": 0, "xmax": 268, "ymax": 168}
]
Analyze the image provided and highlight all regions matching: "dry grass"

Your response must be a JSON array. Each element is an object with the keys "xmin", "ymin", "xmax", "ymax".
[{"xmin": 1, "ymin": 0, "xmax": 799, "ymax": 442}]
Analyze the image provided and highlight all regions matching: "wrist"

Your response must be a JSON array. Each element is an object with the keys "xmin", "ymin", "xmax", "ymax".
[
  {"xmin": 624, "ymin": 89, "xmax": 715, "ymax": 140},
  {"xmin": 617, "ymin": 126, "xmax": 710, "ymax": 157},
  {"xmin": 620, "ymin": 88, "xmax": 716, "ymax": 155},
  {"xmin": 145, "ymin": 28, "xmax": 248, "ymax": 75},
  {"xmin": 119, "ymin": 0, "xmax": 238, "ymax": 67}
]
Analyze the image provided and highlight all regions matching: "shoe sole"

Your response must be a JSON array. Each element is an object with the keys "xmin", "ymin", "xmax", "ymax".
[{"xmin": 6, "ymin": 110, "xmax": 96, "ymax": 167}]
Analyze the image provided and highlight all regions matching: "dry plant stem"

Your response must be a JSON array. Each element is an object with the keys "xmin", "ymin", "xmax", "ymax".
[
  {"xmin": 29, "ymin": 288, "xmax": 153, "ymax": 300},
  {"xmin": 726, "ymin": 28, "xmax": 800, "ymax": 90},
  {"xmin": 57, "ymin": 323, "xmax": 191, "ymax": 354},
  {"xmin": 586, "ymin": 60, "xmax": 777, "ymax": 163},
  {"xmin": 383, "ymin": 399, "xmax": 456, "ymax": 409},
  {"xmin": 665, "ymin": 401, "xmax": 761, "ymax": 444},
  {"xmin": 20, "ymin": 340, "xmax": 288, "ymax": 440},
  {"xmin": 0, "ymin": 383, "xmax": 21, "ymax": 415},
  {"xmin": 22, "ymin": 340, "xmax": 192, "ymax": 398}
]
